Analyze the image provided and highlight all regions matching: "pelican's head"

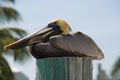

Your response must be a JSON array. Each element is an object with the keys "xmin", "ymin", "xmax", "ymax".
[
  {"xmin": 49, "ymin": 19, "xmax": 71, "ymax": 35},
  {"xmin": 4, "ymin": 19, "xmax": 72, "ymax": 49}
]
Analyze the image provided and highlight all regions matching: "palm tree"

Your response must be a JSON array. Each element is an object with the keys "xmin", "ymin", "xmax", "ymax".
[
  {"xmin": 0, "ymin": 0, "xmax": 21, "ymax": 23},
  {"xmin": 111, "ymin": 57, "xmax": 120, "ymax": 78},
  {"xmin": 0, "ymin": 0, "xmax": 30, "ymax": 80},
  {"xmin": 0, "ymin": 28, "xmax": 30, "ymax": 80}
]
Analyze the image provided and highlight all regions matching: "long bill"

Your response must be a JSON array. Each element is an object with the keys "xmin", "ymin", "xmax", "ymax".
[{"xmin": 4, "ymin": 27, "xmax": 54, "ymax": 50}]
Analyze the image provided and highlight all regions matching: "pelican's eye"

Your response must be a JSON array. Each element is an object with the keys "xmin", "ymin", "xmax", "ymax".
[
  {"xmin": 48, "ymin": 22, "xmax": 57, "ymax": 27},
  {"xmin": 53, "ymin": 22, "xmax": 57, "ymax": 24},
  {"xmin": 48, "ymin": 22, "xmax": 63, "ymax": 34}
]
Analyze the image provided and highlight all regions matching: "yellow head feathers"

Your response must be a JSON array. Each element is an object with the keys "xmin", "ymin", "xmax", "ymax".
[{"xmin": 51, "ymin": 19, "xmax": 71, "ymax": 34}]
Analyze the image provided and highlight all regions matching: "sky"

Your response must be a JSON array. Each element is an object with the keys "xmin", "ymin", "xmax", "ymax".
[{"xmin": 1, "ymin": 0, "xmax": 120, "ymax": 80}]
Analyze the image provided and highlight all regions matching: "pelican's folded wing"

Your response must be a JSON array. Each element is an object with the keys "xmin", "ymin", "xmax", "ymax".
[{"xmin": 50, "ymin": 32, "xmax": 104, "ymax": 60}]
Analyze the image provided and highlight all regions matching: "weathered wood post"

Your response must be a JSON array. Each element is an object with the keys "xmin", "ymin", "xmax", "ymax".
[{"xmin": 35, "ymin": 57, "xmax": 93, "ymax": 80}]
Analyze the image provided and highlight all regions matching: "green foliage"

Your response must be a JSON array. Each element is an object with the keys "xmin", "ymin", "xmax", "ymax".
[
  {"xmin": 0, "ymin": 0, "xmax": 21, "ymax": 23},
  {"xmin": 0, "ymin": 0, "xmax": 30, "ymax": 80},
  {"xmin": 0, "ymin": 27, "xmax": 30, "ymax": 80},
  {"xmin": 0, "ymin": 7, "xmax": 21, "ymax": 23},
  {"xmin": 0, "ymin": 27, "xmax": 26, "ymax": 39},
  {"xmin": 111, "ymin": 57, "xmax": 120, "ymax": 77},
  {"xmin": 1, "ymin": 0, "xmax": 15, "ymax": 3},
  {"xmin": 0, "ymin": 28, "xmax": 30, "ymax": 62},
  {"xmin": 0, "ymin": 56, "xmax": 14, "ymax": 80}
]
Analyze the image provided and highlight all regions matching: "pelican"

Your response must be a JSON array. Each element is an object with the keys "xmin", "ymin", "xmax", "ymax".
[{"xmin": 4, "ymin": 19, "xmax": 104, "ymax": 60}]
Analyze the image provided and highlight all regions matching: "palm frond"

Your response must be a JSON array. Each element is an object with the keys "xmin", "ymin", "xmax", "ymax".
[
  {"xmin": 1, "ymin": 0, "xmax": 15, "ymax": 3},
  {"xmin": 0, "ymin": 27, "xmax": 27, "ymax": 39},
  {"xmin": 13, "ymin": 48, "xmax": 30, "ymax": 63},
  {"xmin": 0, "ymin": 56, "xmax": 14, "ymax": 80},
  {"xmin": 0, "ymin": 7, "xmax": 21, "ymax": 23},
  {"xmin": 7, "ymin": 27, "xmax": 27, "ymax": 38},
  {"xmin": 0, "ymin": 27, "xmax": 30, "ymax": 62},
  {"xmin": 0, "ymin": 75, "xmax": 7, "ymax": 80},
  {"xmin": 111, "ymin": 57, "xmax": 120, "ymax": 76}
]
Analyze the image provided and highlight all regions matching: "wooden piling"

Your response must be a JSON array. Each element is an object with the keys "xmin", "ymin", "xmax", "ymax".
[{"xmin": 35, "ymin": 57, "xmax": 92, "ymax": 80}]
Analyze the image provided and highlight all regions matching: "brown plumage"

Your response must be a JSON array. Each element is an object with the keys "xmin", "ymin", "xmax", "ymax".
[
  {"xmin": 29, "ymin": 32, "xmax": 104, "ymax": 59},
  {"xmin": 4, "ymin": 19, "xmax": 104, "ymax": 59}
]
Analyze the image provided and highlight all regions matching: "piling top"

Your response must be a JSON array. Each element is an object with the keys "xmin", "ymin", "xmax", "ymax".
[{"xmin": 36, "ymin": 57, "xmax": 92, "ymax": 80}]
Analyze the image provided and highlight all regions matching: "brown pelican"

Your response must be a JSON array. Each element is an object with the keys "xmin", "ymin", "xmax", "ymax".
[{"xmin": 4, "ymin": 19, "xmax": 104, "ymax": 59}]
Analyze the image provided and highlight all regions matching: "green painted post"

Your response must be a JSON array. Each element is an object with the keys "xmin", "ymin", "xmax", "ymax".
[{"xmin": 35, "ymin": 57, "xmax": 92, "ymax": 80}]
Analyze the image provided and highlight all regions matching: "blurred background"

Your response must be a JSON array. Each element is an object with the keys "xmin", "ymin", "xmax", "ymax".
[{"xmin": 0, "ymin": 0, "xmax": 120, "ymax": 80}]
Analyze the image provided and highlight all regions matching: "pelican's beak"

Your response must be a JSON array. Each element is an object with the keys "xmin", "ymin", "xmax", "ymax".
[{"xmin": 4, "ymin": 27, "xmax": 54, "ymax": 50}]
